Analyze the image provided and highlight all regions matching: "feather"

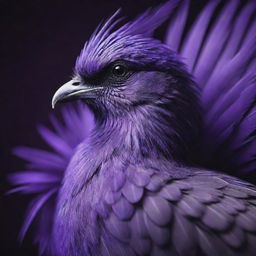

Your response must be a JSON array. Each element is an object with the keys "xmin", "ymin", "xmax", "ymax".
[
  {"xmin": 197, "ymin": 227, "xmax": 225, "ymax": 256},
  {"xmin": 111, "ymin": 171, "xmax": 126, "ymax": 192},
  {"xmin": 19, "ymin": 189, "xmax": 56, "ymax": 241},
  {"xmin": 143, "ymin": 212, "xmax": 171, "ymax": 246},
  {"xmin": 180, "ymin": 0, "xmax": 220, "ymax": 72},
  {"xmin": 127, "ymin": 167, "xmax": 151, "ymax": 187},
  {"xmin": 221, "ymin": 225, "xmax": 245, "ymax": 249},
  {"xmin": 105, "ymin": 190, "xmax": 121, "ymax": 205},
  {"xmin": 172, "ymin": 211, "xmax": 197, "ymax": 256},
  {"xmin": 112, "ymin": 196, "xmax": 134, "ymax": 220},
  {"xmin": 165, "ymin": 0, "xmax": 189, "ymax": 51},
  {"xmin": 193, "ymin": 0, "xmax": 240, "ymax": 86},
  {"xmin": 236, "ymin": 211, "xmax": 256, "ymax": 232},
  {"xmin": 104, "ymin": 213, "xmax": 131, "ymax": 243},
  {"xmin": 119, "ymin": 0, "xmax": 180, "ymax": 37},
  {"xmin": 130, "ymin": 208, "xmax": 148, "ymax": 238},
  {"xmin": 130, "ymin": 236, "xmax": 151, "ymax": 255},
  {"xmin": 145, "ymin": 175, "xmax": 165, "ymax": 192},
  {"xmin": 202, "ymin": 204, "xmax": 234, "ymax": 231},
  {"xmin": 178, "ymin": 195, "xmax": 205, "ymax": 218},
  {"xmin": 122, "ymin": 180, "xmax": 144, "ymax": 204},
  {"xmin": 10, "ymin": 103, "xmax": 90, "ymax": 254},
  {"xmin": 143, "ymin": 195, "xmax": 173, "ymax": 226},
  {"xmin": 159, "ymin": 182, "xmax": 182, "ymax": 202}
]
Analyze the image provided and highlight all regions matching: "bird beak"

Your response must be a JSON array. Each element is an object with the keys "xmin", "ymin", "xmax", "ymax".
[{"xmin": 51, "ymin": 80, "xmax": 103, "ymax": 109}]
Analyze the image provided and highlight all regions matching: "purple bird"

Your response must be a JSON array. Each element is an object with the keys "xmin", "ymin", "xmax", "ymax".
[{"xmin": 9, "ymin": 0, "xmax": 256, "ymax": 255}]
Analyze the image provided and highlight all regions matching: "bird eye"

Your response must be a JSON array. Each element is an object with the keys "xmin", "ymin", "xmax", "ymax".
[{"xmin": 112, "ymin": 65, "xmax": 127, "ymax": 77}]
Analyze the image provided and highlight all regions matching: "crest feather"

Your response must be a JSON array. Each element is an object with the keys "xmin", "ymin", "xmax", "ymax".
[
  {"xmin": 75, "ymin": 0, "xmax": 179, "ymax": 75},
  {"xmin": 119, "ymin": 0, "xmax": 179, "ymax": 37}
]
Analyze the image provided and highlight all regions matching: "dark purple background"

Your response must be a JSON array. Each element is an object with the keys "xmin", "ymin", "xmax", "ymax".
[{"xmin": 0, "ymin": 0, "xmax": 217, "ymax": 255}]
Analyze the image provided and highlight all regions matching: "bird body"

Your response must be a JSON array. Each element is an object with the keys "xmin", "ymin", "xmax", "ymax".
[
  {"xmin": 54, "ymin": 142, "xmax": 256, "ymax": 256},
  {"xmin": 10, "ymin": 1, "xmax": 256, "ymax": 255}
]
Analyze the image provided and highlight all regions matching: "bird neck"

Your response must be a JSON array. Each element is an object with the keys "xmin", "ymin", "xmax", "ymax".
[{"xmin": 88, "ymin": 102, "xmax": 198, "ymax": 163}]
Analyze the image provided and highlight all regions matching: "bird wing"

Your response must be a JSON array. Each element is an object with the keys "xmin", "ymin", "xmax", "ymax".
[
  {"xmin": 165, "ymin": 0, "xmax": 256, "ymax": 177},
  {"xmin": 101, "ymin": 166, "xmax": 256, "ymax": 256},
  {"xmin": 9, "ymin": 103, "xmax": 93, "ymax": 254}
]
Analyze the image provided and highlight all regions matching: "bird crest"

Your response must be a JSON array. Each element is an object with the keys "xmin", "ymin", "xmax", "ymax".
[{"xmin": 75, "ymin": 1, "xmax": 179, "ymax": 76}]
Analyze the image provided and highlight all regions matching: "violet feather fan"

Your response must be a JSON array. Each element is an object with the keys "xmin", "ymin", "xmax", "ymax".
[{"xmin": 10, "ymin": 0, "xmax": 256, "ymax": 255}]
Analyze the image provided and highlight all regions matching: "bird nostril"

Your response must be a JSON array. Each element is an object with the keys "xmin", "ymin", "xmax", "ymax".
[{"xmin": 72, "ymin": 82, "xmax": 80, "ymax": 86}]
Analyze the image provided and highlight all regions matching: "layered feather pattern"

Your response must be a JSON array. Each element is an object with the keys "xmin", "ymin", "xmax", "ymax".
[{"xmin": 94, "ymin": 164, "xmax": 256, "ymax": 256}]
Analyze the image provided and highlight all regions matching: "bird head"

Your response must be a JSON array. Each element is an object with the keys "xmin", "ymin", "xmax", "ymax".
[{"xmin": 52, "ymin": 1, "xmax": 201, "ymax": 161}]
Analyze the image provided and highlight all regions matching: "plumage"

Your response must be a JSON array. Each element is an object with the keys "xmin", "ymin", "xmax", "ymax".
[
  {"xmin": 112, "ymin": 196, "xmax": 134, "ymax": 220},
  {"xmin": 171, "ymin": 211, "xmax": 197, "ymax": 255},
  {"xmin": 9, "ymin": 0, "xmax": 256, "ymax": 255},
  {"xmin": 143, "ymin": 195, "xmax": 172, "ymax": 226},
  {"xmin": 104, "ymin": 213, "xmax": 131, "ymax": 243},
  {"xmin": 159, "ymin": 182, "xmax": 182, "ymax": 202},
  {"xmin": 122, "ymin": 180, "xmax": 143, "ymax": 204},
  {"xmin": 143, "ymin": 212, "xmax": 171, "ymax": 247},
  {"xmin": 178, "ymin": 195, "xmax": 205, "ymax": 218}
]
